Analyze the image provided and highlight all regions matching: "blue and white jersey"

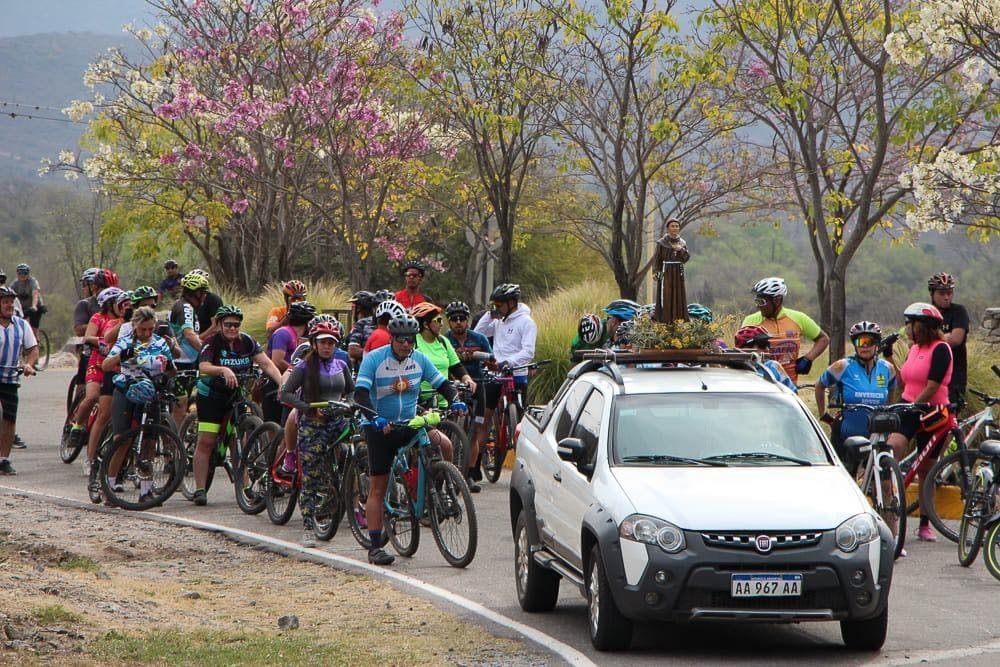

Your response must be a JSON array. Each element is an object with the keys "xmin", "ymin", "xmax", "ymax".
[
  {"xmin": 820, "ymin": 356, "xmax": 896, "ymax": 438},
  {"xmin": 355, "ymin": 346, "xmax": 445, "ymax": 422},
  {"xmin": 759, "ymin": 359, "xmax": 797, "ymax": 393},
  {"xmin": 0, "ymin": 316, "xmax": 36, "ymax": 384}
]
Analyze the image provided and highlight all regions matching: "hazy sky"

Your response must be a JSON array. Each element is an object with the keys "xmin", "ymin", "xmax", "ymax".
[{"xmin": 0, "ymin": 0, "xmax": 154, "ymax": 37}]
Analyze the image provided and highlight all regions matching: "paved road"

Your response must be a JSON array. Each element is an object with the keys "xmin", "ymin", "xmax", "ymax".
[{"xmin": 5, "ymin": 370, "xmax": 1000, "ymax": 665}]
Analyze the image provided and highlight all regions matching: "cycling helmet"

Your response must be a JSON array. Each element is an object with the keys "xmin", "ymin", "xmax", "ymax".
[
  {"xmin": 164, "ymin": 259, "xmax": 178, "ymax": 269},
  {"xmin": 94, "ymin": 268, "xmax": 119, "ymax": 289},
  {"xmin": 308, "ymin": 320, "xmax": 341, "ymax": 341},
  {"xmin": 180, "ymin": 270, "xmax": 209, "ymax": 292},
  {"xmin": 187, "ymin": 268, "xmax": 210, "ymax": 279},
  {"xmin": 387, "ymin": 314, "xmax": 420, "ymax": 336},
  {"xmin": 751, "ymin": 277, "xmax": 787, "ymax": 298},
  {"xmin": 735, "ymin": 324, "xmax": 772, "ymax": 348},
  {"xmin": 927, "ymin": 272, "xmax": 956, "ymax": 291},
  {"xmin": 445, "ymin": 301, "xmax": 471, "ymax": 318},
  {"xmin": 287, "ymin": 301, "xmax": 317, "ymax": 324},
  {"xmin": 400, "ymin": 260, "xmax": 425, "ymax": 277},
  {"xmin": 125, "ymin": 378, "xmax": 157, "ymax": 404},
  {"xmin": 373, "ymin": 288, "xmax": 394, "ymax": 303},
  {"xmin": 490, "ymin": 283, "xmax": 521, "ymax": 301},
  {"xmin": 615, "ymin": 319, "xmax": 636, "ymax": 345},
  {"xmin": 16, "ymin": 263, "xmax": 29, "ymax": 274},
  {"xmin": 282, "ymin": 279, "xmax": 308, "ymax": 298},
  {"xmin": 639, "ymin": 303, "xmax": 656, "ymax": 319},
  {"xmin": 349, "ymin": 290, "xmax": 379, "ymax": 311},
  {"xmin": 214, "ymin": 304, "xmax": 244, "ymax": 321},
  {"xmin": 848, "ymin": 321, "xmax": 882, "ymax": 342},
  {"xmin": 604, "ymin": 299, "xmax": 640, "ymax": 322},
  {"xmin": 307, "ymin": 314, "xmax": 344, "ymax": 338},
  {"xmin": 80, "ymin": 267, "xmax": 101, "ymax": 284},
  {"xmin": 375, "ymin": 299, "xmax": 406, "ymax": 321},
  {"xmin": 131, "ymin": 285, "xmax": 158, "ymax": 303},
  {"xmin": 0, "ymin": 286, "xmax": 15, "ymax": 300},
  {"xmin": 903, "ymin": 302, "xmax": 944, "ymax": 325},
  {"xmin": 578, "ymin": 314, "xmax": 604, "ymax": 345},
  {"xmin": 96, "ymin": 287, "xmax": 124, "ymax": 308},
  {"xmin": 686, "ymin": 303, "xmax": 713, "ymax": 323},
  {"xmin": 410, "ymin": 301, "xmax": 442, "ymax": 320},
  {"xmin": 116, "ymin": 290, "xmax": 134, "ymax": 305},
  {"xmin": 0, "ymin": 269, "xmax": 5, "ymax": 283}
]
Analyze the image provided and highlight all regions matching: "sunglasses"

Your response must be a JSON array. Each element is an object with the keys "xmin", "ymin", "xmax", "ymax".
[
  {"xmin": 432, "ymin": 316, "xmax": 443, "ymax": 323},
  {"xmin": 854, "ymin": 335, "xmax": 878, "ymax": 348},
  {"xmin": 404, "ymin": 272, "xmax": 421, "ymax": 278},
  {"xmin": 449, "ymin": 315, "xmax": 468, "ymax": 322},
  {"xmin": 394, "ymin": 336, "xmax": 415, "ymax": 345},
  {"xmin": 754, "ymin": 297, "xmax": 771, "ymax": 307},
  {"xmin": 222, "ymin": 321, "xmax": 242, "ymax": 329}
]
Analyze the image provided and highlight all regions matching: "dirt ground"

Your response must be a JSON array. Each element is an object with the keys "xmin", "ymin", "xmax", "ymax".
[{"xmin": 0, "ymin": 493, "xmax": 551, "ymax": 666}]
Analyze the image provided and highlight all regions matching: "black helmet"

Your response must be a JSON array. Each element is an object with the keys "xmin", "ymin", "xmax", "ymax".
[
  {"xmin": 350, "ymin": 290, "xmax": 379, "ymax": 311},
  {"xmin": 164, "ymin": 259, "xmax": 179, "ymax": 269},
  {"xmin": 400, "ymin": 260, "xmax": 425, "ymax": 277},
  {"xmin": 387, "ymin": 314, "xmax": 420, "ymax": 336},
  {"xmin": 373, "ymin": 288, "xmax": 394, "ymax": 303},
  {"xmin": 927, "ymin": 272, "xmax": 956, "ymax": 291},
  {"xmin": 16, "ymin": 263, "xmax": 29, "ymax": 274},
  {"xmin": 490, "ymin": 283, "xmax": 521, "ymax": 301},
  {"xmin": 445, "ymin": 301, "xmax": 471, "ymax": 318},
  {"xmin": 287, "ymin": 301, "xmax": 317, "ymax": 324},
  {"xmin": 214, "ymin": 304, "xmax": 244, "ymax": 321}
]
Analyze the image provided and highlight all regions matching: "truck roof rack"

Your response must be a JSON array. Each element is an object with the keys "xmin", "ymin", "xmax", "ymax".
[{"xmin": 571, "ymin": 349, "xmax": 764, "ymax": 387}]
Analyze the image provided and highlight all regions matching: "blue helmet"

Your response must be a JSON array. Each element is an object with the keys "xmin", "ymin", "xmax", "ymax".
[
  {"xmin": 604, "ymin": 299, "xmax": 640, "ymax": 322},
  {"xmin": 125, "ymin": 378, "xmax": 157, "ymax": 404}
]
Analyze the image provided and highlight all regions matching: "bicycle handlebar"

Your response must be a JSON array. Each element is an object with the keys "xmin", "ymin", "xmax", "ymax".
[
  {"xmin": 969, "ymin": 388, "xmax": 1000, "ymax": 406},
  {"xmin": 832, "ymin": 402, "xmax": 944, "ymax": 414}
]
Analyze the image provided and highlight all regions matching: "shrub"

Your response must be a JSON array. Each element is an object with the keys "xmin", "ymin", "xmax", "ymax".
[{"xmin": 216, "ymin": 281, "xmax": 353, "ymax": 341}]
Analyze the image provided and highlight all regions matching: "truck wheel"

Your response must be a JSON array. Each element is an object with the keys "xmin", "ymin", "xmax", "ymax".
[
  {"xmin": 588, "ymin": 544, "xmax": 632, "ymax": 650},
  {"xmin": 514, "ymin": 511, "xmax": 559, "ymax": 611},
  {"xmin": 840, "ymin": 606, "xmax": 888, "ymax": 651}
]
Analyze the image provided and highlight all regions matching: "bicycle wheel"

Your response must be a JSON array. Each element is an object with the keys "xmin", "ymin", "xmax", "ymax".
[
  {"xmin": 59, "ymin": 390, "xmax": 86, "ymax": 464},
  {"xmin": 313, "ymin": 453, "xmax": 345, "ymax": 542},
  {"xmin": 957, "ymin": 469, "xmax": 992, "ymax": 567},
  {"xmin": 178, "ymin": 412, "xmax": 208, "ymax": 500},
  {"xmin": 428, "ymin": 460, "xmax": 478, "ymax": 568},
  {"xmin": 344, "ymin": 443, "xmax": 372, "ymax": 549},
  {"xmin": 234, "ymin": 419, "xmax": 276, "ymax": 515},
  {"xmin": 437, "ymin": 420, "xmax": 470, "ymax": 473},
  {"xmin": 264, "ymin": 427, "xmax": 298, "ymax": 525},
  {"xmin": 862, "ymin": 456, "xmax": 906, "ymax": 560},
  {"xmin": 36, "ymin": 329, "xmax": 50, "ymax": 371},
  {"xmin": 985, "ymin": 520, "xmax": 1000, "ymax": 582},
  {"xmin": 386, "ymin": 463, "xmax": 419, "ymax": 557},
  {"xmin": 66, "ymin": 375, "xmax": 83, "ymax": 417},
  {"xmin": 921, "ymin": 450, "xmax": 973, "ymax": 543},
  {"xmin": 98, "ymin": 424, "xmax": 185, "ymax": 510},
  {"xmin": 482, "ymin": 408, "xmax": 504, "ymax": 484}
]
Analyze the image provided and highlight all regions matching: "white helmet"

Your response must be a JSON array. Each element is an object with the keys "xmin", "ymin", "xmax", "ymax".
[
  {"xmin": 751, "ymin": 277, "xmax": 787, "ymax": 298},
  {"xmin": 374, "ymin": 299, "xmax": 406, "ymax": 321}
]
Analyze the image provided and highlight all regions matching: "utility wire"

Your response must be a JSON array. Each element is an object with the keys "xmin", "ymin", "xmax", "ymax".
[
  {"xmin": 0, "ymin": 100, "xmax": 68, "ymax": 113},
  {"xmin": 2, "ymin": 111, "xmax": 78, "ymax": 124}
]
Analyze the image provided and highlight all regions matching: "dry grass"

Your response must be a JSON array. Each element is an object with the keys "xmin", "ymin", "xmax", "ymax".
[{"xmin": 215, "ymin": 280, "xmax": 354, "ymax": 341}]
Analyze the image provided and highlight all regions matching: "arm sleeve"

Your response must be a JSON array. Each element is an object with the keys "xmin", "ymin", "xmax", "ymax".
[
  {"xmin": 436, "ymin": 381, "xmax": 458, "ymax": 404},
  {"xmin": 786, "ymin": 310, "xmax": 822, "ymax": 341},
  {"xmin": 507, "ymin": 319, "xmax": 537, "ymax": 369},
  {"xmin": 927, "ymin": 342, "xmax": 952, "ymax": 384},
  {"xmin": 280, "ymin": 365, "xmax": 310, "ymax": 411},
  {"xmin": 354, "ymin": 386, "xmax": 373, "ymax": 411}
]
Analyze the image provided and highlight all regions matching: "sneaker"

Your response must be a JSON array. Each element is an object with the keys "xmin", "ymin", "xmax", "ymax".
[
  {"xmin": 368, "ymin": 548, "xmax": 395, "ymax": 566},
  {"xmin": 917, "ymin": 525, "xmax": 937, "ymax": 542},
  {"xmin": 12, "ymin": 434, "xmax": 25, "ymax": 449},
  {"xmin": 0, "ymin": 460, "xmax": 15, "ymax": 475},
  {"xmin": 468, "ymin": 480, "xmax": 481, "ymax": 494},
  {"xmin": 193, "ymin": 489, "xmax": 207, "ymax": 506},
  {"xmin": 301, "ymin": 528, "xmax": 317, "ymax": 548},
  {"xmin": 69, "ymin": 427, "xmax": 86, "ymax": 447},
  {"xmin": 899, "ymin": 548, "xmax": 907, "ymax": 558},
  {"xmin": 106, "ymin": 478, "xmax": 125, "ymax": 493},
  {"xmin": 278, "ymin": 462, "xmax": 296, "ymax": 479}
]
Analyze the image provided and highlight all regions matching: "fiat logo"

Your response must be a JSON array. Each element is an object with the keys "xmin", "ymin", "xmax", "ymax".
[{"xmin": 755, "ymin": 534, "xmax": 773, "ymax": 553}]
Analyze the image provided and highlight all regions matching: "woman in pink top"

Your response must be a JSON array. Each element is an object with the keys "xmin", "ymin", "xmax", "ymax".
[{"xmin": 885, "ymin": 302, "xmax": 952, "ymax": 543}]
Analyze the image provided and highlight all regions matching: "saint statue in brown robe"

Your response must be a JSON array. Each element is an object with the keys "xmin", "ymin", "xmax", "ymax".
[{"xmin": 653, "ymin": 218, "xmax": 689, "ymax": 323}]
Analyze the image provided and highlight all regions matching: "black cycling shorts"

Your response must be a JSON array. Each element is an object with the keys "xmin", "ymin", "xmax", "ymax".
[
  {"xmin": 100, "ymin": 370, "xmax": 115, "ymax": 397},
  {"xmin": 195, "ymin": 393, "xmax": 234, "ymax": 434},
  {"xmin": 0, "ymin": 384, "xmax": 18, "ymax": 423},
  {"xmin": 26, "ymin": 309, "xmax": 42, "ymax": 329},
  {"xmin": 365, "ymin": 425, "xmax": 416, "ymax": 476}
]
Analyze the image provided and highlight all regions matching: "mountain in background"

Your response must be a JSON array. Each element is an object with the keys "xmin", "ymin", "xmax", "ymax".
[{"xmin": 0, "ymin": 0, "xmax": 150, "ymax": 37}]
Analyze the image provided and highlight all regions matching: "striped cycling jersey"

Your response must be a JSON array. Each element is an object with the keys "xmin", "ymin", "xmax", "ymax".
[
  {"xmin": 742, "ymin": 307, "xmax": 822, "ymax": 382},
  {"xmin": 0, "ymin": 316, "xmax": 36, "ymax": 384},
  {"xmin": 355, "ymin": 346, "xmax": 445, "ymax": 422}
]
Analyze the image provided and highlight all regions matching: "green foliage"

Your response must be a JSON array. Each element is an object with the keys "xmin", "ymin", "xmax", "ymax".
[
  {"xmin": 32, "ymin": 604, "xmax": 83, "ymax": 625},
  {"xmin": 56, "ymin": 555, "xmax": 99, "ymax": 572}
]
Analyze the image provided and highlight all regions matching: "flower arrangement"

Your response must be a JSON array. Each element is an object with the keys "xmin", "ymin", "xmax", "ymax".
[{"xmin": 629, "ymin": 315, "xmax": 734, "ymax": 351}]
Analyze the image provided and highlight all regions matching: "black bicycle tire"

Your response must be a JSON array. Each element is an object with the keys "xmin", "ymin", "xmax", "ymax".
[
  {"xmin": 65, "ymin": 374, "xmax": 83, "ymax": 418},
  {"xmin": 344, "ymin": 444, "xmax": 372, "ymax": 549},
  {"xmin": 98, "ymin": 424, "xmax": 185, "ymax": 511},
  {"xmin": 483, "ymin": 407, "xmax": 504, "ymax": 484},
  {"xmin": 957, "ymin": 474, "xmax": 991, "ymax": 567},
  {"xmin": 36, "ymin": 329, "xmax": 50, "ymax": 371},
  {"xmin": 880, "ymin": 456, "xmax": 907, "ymax": 560},
  {"xmin": 234, "ymin": 418, "xmax": 274, "ymax": 515},
  {"xmin": 386, "ymin": 461, "xmax": 419, "ymax": 557},
  {"xmin": 264, "ymin": 426, "xmax": 298, "ymax": 525},
  {"xmin": 178, "ymin": 412, "xmax": 217, "ymax": 500},
  {"xmin": 428, "ymin": 460, "xmax": 478, "ymax": 568},
  {"xmin": 921, "ymin": 450, "xmax": 972, "ymax": 543},
  {"xmin": 984, "ymin": 520, "xmax": 1000, "ymax": 582},
  {"xmin": 60, "ymin": 390, "xmax": 86, "ymax": 464},
  {"xmin": 437, "ymin": 420, "xmax": 470, "ymax": 473},
  {"xmin": 313, "ymin": 461, "xmax": 345, "ymax": 542}
]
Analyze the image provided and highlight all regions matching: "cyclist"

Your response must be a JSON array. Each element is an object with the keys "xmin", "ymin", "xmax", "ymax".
[
  {"xmin": 11, "ymin": 264, "xmax": 44, "ymax": 338},
  {"xmin": 570, "ymin": 313, "xmax": 607, "ymax": 359},
  {"xmin": 0, "ymin": 286, "xmax": 38, "ymax": 475},
  {"xmin": 71, "ymin": 268, "xmax": 102, "ymax": 421},
  {"xmin": 395, "ymin": 261, "xmax": 431, "ymax": 310},
  {"xmin": 170, "ymin": 270, "xmax": 211, "ymax": 424},
  {"xmin": 346, "ymin": 290, "xmax": 380, "ymax": 364},
  {"xmin": 278, "ymin": 319, "xmax": 354, "ymax": 547},
  {"xmin": 444, "ymin": 300, "xmax": 493, "ymax": 490},
  {"xmin": 602, "ymin": 299, "xmax": 640, "ymax": 347},
  {"xmin": 264, "ymin": 300, "xmax": 315, "ymax": 423},
  {"xmin": 265, "ymin": 280, "xmax": 308, "ymax": 338},
  {"xmin": 364, "ymin": 299, "xmax": 406, "ymax": 353},
  {"xmin": 159, "ymin": 259, "xmax": 182, "ymax": 300},
  {"xmin": 927, "ymin": 272, "xmax": 970, "ymax": 408},
  {"xmin": 101, "ymin": 306, "xmax": 175, "ymax": 502},
  {"xmin": 885, "ymin": 302, "xmax": 953, "ymax": 543},
  {"xmin": 355, "ymin": 313, "xmax": 466, "ymax": 566},
  {"xmin": 191, "ymin": 305, "xmax": 283, "ymax": 506},
  {"xmin": 196, "ymin": 278, "xmax": 224, "ymax": 339},
  {"xmin": 742, "ymin": 277, "xmax": 829, "ymax": 383},
  {"xmin": 814, "ymin": 321, "xmax": 897, "ymax": 470},
  {"xmin": 734, "ymin": 325, "xmax": 797, "ymax": 392}
]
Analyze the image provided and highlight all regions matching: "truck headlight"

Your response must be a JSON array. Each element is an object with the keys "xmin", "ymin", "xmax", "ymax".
[
  {"xmin": 620, "ymin": 514, "xmax": 686, "ymax": 554},
  {"xmin": 835, "ymin": 513, "xmax": 878, "ymax": 552}
]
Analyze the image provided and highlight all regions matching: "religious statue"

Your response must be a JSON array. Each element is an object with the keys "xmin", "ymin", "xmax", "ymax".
[{"xmin": 653, "ymin": 218, "xmax": 690, "ymax": 323}]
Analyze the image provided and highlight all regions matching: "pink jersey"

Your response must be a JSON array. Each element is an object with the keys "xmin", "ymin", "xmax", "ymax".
[{"xmin": 900, "ymin": 340, "xmax": 952, "ymax": 405}]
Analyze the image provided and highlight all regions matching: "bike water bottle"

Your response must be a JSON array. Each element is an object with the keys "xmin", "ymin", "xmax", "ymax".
[{"xmin": 403, "ymin": 467, "xmax": 418, "ymax": 498}]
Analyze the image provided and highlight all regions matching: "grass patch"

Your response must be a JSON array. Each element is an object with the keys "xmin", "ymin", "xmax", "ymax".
[
  {"xmin": 217, "ymin": 280, "xmax": 353, "ymax": 342},
  {"xmin": 91, "ymin": 628, "xmax": 441, "ymax": 666},
  {"xmin": 56, "ymin": 555, "xmax": 99, "ymax": 572},
  {"xmin": 32, "ymin": 604, "xmax": 83, "ymax": 625}
]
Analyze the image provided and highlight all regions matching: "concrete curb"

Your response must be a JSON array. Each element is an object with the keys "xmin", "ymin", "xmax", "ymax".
[{"xmin": 1, "ymin": 485, "xmax": 596, "ymax": 667}]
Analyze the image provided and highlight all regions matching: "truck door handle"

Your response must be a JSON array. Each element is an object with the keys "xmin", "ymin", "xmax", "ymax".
[{"xmin": 553, "ymin": 472, "xmax": 562, "ymax": 483}]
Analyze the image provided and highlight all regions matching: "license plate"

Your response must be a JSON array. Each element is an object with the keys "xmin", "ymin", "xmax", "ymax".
[{"xmin": 731, "ymin": 573, "xmax": 802, "ymax": 597}]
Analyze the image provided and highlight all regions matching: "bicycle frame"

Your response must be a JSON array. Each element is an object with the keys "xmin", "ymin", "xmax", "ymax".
[
  {"xmin": 388, "ymin": 425, "xmax": 436, "ymax": 520},
  {"xmin": 901, "ymin": 414, "xmax": 961, "ymax": 489}
]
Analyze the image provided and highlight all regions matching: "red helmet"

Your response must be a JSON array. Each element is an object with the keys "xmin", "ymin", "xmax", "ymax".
[
  {"xmin": 308, "ymin": 320, "xmax": 340, "ymax": 342},
  {"xmin": 735, "ymin": 325, "xmax": 771, "ymax": 348},
  {"xmin": 282, "ymin": 280, "xmax": 307, "ymax": 298},
  {"xmin": 94, "ymin": 268, "xmax": 119, "ymax": 289}
]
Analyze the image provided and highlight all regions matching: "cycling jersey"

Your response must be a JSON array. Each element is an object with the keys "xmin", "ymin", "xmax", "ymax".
[
  {"xmin": 267, "ymin": 324, "xmax": 302, "ymax": 359},
  {"xmin": 445, "ymin": 329, "xmax": 492, "ymax": 380},
  {"xmin": 394, "ymin": 289, "xmax": 431, "ymax": 310},
  {"xmin": 900, "ymin": 340, "xmax": 952, "ymax": 406},
  {"xmin": 290, "ymin": 341, "xmax": 349, "ymax": 366},
  {"xmin": 939, "ymin": 302, "xmax": 970, "ymax": 400},
  {"xmin": 197, "ymin": 291, "xmax": 223, "ymax": 333},
  {"xmin": 280, "ymin": 356, "xmax": 353, "ymax": 412},
  {"xmin": 170, "ymin": 299, "xmax": 201, "ymax": 362},
  {"xmin": 741, "ymin": 307, "xmax": 822, "ymax": 382},
  {"xmin": 74, "ymin": 296, "xmax": 98, "ymax": 330},
  {"xmin": 347, "ymin": 316, "xmax": 376, "ymax": 350},
  {"xmin": 11, "ymin": 277, "xmax": 41, "ymax": 313},
  {"xmin": 819, "ymin": 357, "xmax": 897, "ymax": 438},
  {"xmin": 85, "ymin": 312, "xmax": 122, "ymax": 383},
  {"xmin": 759, "ymin": 359, "xmax": 798, "ymax": 393},
  {"xmin": 110, "ymin": 334, "xmax": 174, "ymax": 389},
  {"xmin": 355, "ymin": 346, "xmax": 445, "ymax": 422},
  {"xmin": 0, "ymin": 316, "xmax": 35, "ymax": 385},
  {"xmin": 416, "ymin": 334, "xmax": 461, "ymax": 404},
  {"xmin": 364, "ymin": 326, "xmax": 391, "ymax": 353},
  {"xmin": 265, "ymin": 305, "xmax": 287, "ymax": 333},
  {"xmin": 195, "ymin": 332, "xmax": 262, "ymax": 400}
]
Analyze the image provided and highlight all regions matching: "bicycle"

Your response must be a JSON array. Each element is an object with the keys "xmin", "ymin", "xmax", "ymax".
[
  {"xmin": 34, "ymin": 328, "xmax": 50, "ymax": 371},
  {"xmin": 958, "ymin": 439, "xmax": 1000, "ymax": 567},
  {"xmin": 840, "ymin": 405, "xmax": 908, "ymax": 560},
  {"xmin": 360, "ymin": 407, "xmax": 478, "ymax": 568},
  {"xmin": 179, "ymin": 369, "xmax": 264, "ymax": 507},
  {"xmin": 61, "ymin": 385, "xmax": 107, "ymax": 465},
  {"xmin": 419, "ymin": 382, "xmax": 472, "ymax": 473},
  {"xmin": 480, "ymin": 360, "xmax": 551, "ymax": 483},
  {"xmin": 94, "ymin": 373, "xmax": 186, "ymax": 510}
]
